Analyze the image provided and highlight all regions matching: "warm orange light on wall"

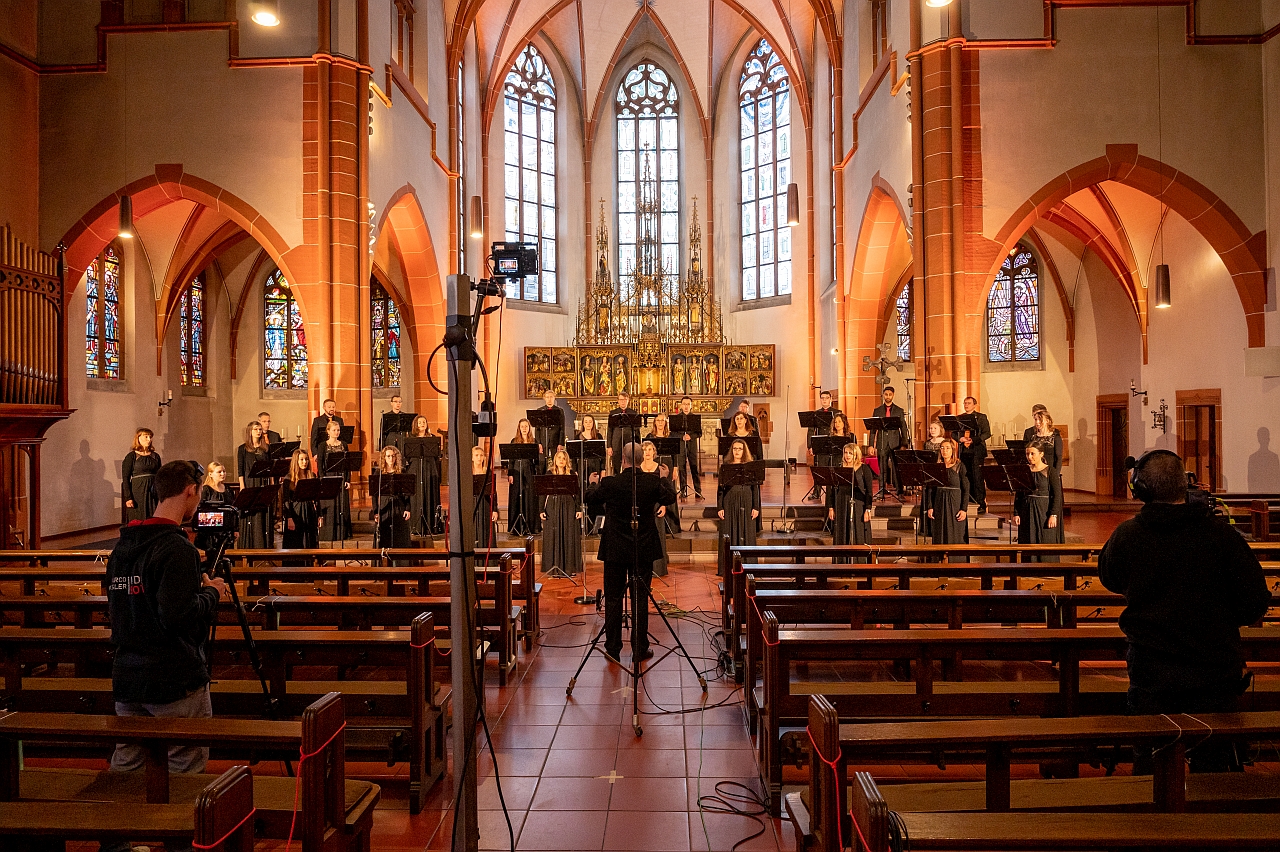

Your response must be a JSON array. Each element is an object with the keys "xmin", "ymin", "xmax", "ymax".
[
  {"xmin": 250, "ymin": 0, "xmax": 280, "ymax": 26},
  {"xmin": 925, "ymin": 0, "xmax": 953, "ymax": 7}
]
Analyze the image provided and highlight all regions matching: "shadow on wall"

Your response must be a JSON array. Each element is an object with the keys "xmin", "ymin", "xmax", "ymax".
[
  {"xmin": 68, "ymin": 440, "xmax": 120, "ymax": 530},
  {"xmin": 1071, "ymin": 418, "xmax": 1096, "ymax": 487},
  {"xmin": 1248, "ymin": 427, "xmax": 1280, "ymax": 492}
]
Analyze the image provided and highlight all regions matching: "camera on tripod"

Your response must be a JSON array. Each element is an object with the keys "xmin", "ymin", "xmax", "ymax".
[
  {"xmin": 193, "ymin": 502, "xmax": 241, "ymax": 535},
  {"xmin": 473, "ymin": 242, "xmax": 539, "ymax": 298}
]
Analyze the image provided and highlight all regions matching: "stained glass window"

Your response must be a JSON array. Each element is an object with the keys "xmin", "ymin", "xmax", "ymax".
[
  {"xmin": 371, "ymin": 281, "xmax": 402, "ymax": 388},
  {"xmin": 896, "ymin": 281, "xmax": 912, "ymax": 361},
  {"xmin": 263, "ymin": 269, "xmax": 308, "ymax": 389},
  {"xmin": 987, "ymin": 245, "xmax": 1040, "ymax": 363},
  {"xmin": 503, "ymin": 44, "xmax": 556, "ymax": 302},
  {"xmin": 739, "ymin": 39, "xmax": 791, "ymax": 301},
  {"xmin": 179, "ymin": 274, "xmax": 205, "ymax": 387},
  {"xmin": 85, "ymin": 245, "xmax": 122, "ymax": 380},
  {"xmin": 617, "ymin": 61, "xmax": 680, "ymax": 302}
]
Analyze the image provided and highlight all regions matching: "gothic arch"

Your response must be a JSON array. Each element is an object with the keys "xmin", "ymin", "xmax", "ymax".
[{"xmin": 991, "ymin": 145, "xmax": 1269, "ymax": 347}]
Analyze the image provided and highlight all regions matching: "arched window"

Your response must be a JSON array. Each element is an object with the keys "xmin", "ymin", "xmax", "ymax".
[
  {"xmin": 987, "ymin": 244, "xmax": 1041, "ymax": 363},
  {"xmin": 896, "ymin": 281, "xmax": 912, "ymax": 361},
  {"xmin": 617, "ymin": 61, "xmax": 680, "ymax": 298},
  {"xmin": 739, "ymin": 39, "xmax": 791, "ymax": 301},
  {"xmin": 503, "ymin": 44, "xmax": 556, "ymax": 302},
  {"xmin": 263, "ymin": 270, "xmax": 308, "ymax": 389},
  {"xmin": 371, "ymin": 281, "xmax": 402, "ymax": 388},
  {"xmin": 85, "ymin": 244, "xmax": 122, "ymax": 380},
  {"xmin": 179, "ymin": 274, "xmax": 205, "ymax": 387},
  {"xmin": 456, "ymin": 61, "xmax": 467, "ymax": 273}
]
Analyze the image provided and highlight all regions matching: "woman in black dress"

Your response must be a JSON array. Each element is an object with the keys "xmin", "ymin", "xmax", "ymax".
[
  {"xmin": 1014, "ymin": 438, "xmax": 1064, "ymax": 560},
  {"xmin": 281, "ymin": 449, "xmax": 321, "ymax": 550},
  {"xmin": 727, "ymin": 411, "xmax": 757, "ymax": 438},
  {"xmin": 473, "ymin": 444, "xmax": 498, "ymax": 548},
  {"xmin": 375, "ymin": 446, "xmax": 413, "ymax": 549},
  {"xmin": 195, "ymin": 461, "xmax": 230, "ymax": 553},
  {"xmin": 1025, "ymin": 409, "xmax": 1063, "ymax": 472},
  {"xmin": 508, "ymin": 418, "xmax": 539, "ymax": 535},
  {"xmin": 406, "ymin": 415, "xmax": 443, "ymax": 538},
  {"xmin": 318, "ymin": 419, "xmax": 352, "ymax": 542},
  {"xmin": 647, "ymin": 414, "xmax": 681, "ymax": 533},
  {"xmin": 718, "ymin": 438, "xmax": 760, "ymax": 547},
  {"xmin": 640, "ymin": 440, "xmax": 679, "ymax": 577},
  {"xmin": 539, "ymin": 448, "xmax": 583, "ymax": 577},
  {"xmin": 575, "ymin": 414, "xmax": 605, "ymax": 499},
  {"xmin": 237, "ymin": 421, "xmax": 272, "ymax": 548},
  {"xmin": 826, "ymin": 442, "xmax": 874, "ymax": 562},
  {"xmin": 917, "ymin": 420, "xmax": 946, "ymax": 539},
  {"xmin": 926, "ymin": 437, "xmax": 969, "ymax": 546},
  {"xmin": 122, "ymin": 428, "xmax": 161, "ymax": 524}
]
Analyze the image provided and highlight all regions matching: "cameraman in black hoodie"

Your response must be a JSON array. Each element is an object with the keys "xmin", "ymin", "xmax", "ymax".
[
  {"xmin": 1100, "ymin": 450, "xmax": 1269, "ymax": 770},
  {"xmin": 105, "ymin": 460, "xmax": 227, "ymax": 790}
]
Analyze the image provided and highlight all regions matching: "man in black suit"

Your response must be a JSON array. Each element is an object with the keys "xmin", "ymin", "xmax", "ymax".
[
  {"xmin": 586, "ymin": 442, "xmax": 677, "ymax": 663},
  {"xmin": 806, "ymin": 389, "xmax": 839, "ymax": 500},
  {"xmin": 379, "ymin": 395, "xmax": 411, "ymax": 451},
  {"xmin": 957, "ymin": 396, "xmax": 992, "ymax": 513},
  {"xmin": 257, "ymin": 411, "xmax": 282, "ymax": 445},
  {"xmin": 534, "ymin": 388, "xmax": 566, "ymax": 468},
  {"xmin": 310, "ymin": 398, "xmax": 345, "ymax": 458},
  {"xmin": 605, "ymin": 392, "xmax": 638, "ymax": 475},
  {"xmin": 674, "ymin": 395, "xmax": 704, "ymax": 500},
  {"xmin": 870, "ymin": 386, "xmax": 906, "ymax": 493}
]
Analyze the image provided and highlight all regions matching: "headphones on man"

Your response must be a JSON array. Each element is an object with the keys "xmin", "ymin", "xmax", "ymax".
[{"xmin": 1124, "ymin": 449, "xmax": 1182, "ymax": 503}]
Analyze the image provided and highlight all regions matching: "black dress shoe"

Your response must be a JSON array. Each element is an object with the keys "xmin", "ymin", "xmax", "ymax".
[
  {"xmin": 603, "ymin": 649, "xmax": 623, "ymax": 665},
  {"xmin": 633, "ymin": 648, "xmax": 654, "ymax": 662}
]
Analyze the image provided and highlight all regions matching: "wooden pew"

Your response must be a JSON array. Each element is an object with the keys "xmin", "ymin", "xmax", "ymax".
[
  {"xmin": 0, "ymin": 764, "xmax": 254, "ymax": 851},
  {"xmin": 1, "ymin": 692, "xmax": 376, "ymax": 852},
  {"xmin": 753, "ymin": 615, "xmax": 1280, "ymax": 813},
  {"xmin": 845, "ymin": 772, "xmax": 1280, "ymax": 851},
  {"xmin": 0, "ymin": 613, "xmax": 449, "ymax": 815},
  {"xmin": 795, "ymin": 695, "xmax": 1280, "ymax": 852}
]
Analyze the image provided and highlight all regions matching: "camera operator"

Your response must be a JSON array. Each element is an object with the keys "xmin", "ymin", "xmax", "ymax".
[
  {"xmin": 104, "ymin": 461, "xmax": 228, "ymax": 810},
  {"xmin": 1099, "ymin": 450, "xmax": 1269, "ymax": 770}
]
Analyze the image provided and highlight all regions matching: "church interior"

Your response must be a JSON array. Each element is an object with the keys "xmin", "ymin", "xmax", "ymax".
[{"xmin": 3, "ymin": 0, "xmax": 1280, "ymax": 849}]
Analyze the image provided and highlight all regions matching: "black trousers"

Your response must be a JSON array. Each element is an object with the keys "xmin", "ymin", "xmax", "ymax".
[
  {"xmin": 603, "ymin": 560, "xmax": 651, "ymax": 659},
  {"xmin": 876, "ymin": 443, "xmax": 900, "ymax": 490},
  {"xmin": 677, "ymin": 441, "xmax": 702, "ymax": 495},
  {"xmin": 962, "ymin": 451, "xmax": 985, "ymax": 508}
]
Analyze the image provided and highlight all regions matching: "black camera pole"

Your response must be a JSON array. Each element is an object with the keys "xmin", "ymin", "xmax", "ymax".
[{"xmin": 205, "ymin": 533, "xmax": 277, "ymax": 721}]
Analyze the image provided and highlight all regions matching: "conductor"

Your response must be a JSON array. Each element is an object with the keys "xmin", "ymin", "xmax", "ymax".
[{"xmin": 586, "ymin": 442, "xmax": 678, "ymax": 664}]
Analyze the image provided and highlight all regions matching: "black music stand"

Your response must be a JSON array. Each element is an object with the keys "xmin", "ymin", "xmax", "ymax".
[
  {"xmin": 717, "ymin": 435, "xmax": 764, "ymax": 462},
  {"xmin": 566, "ymin": 439, "xmax": 606, "ymax": 535},
  {"xmin": 991, "ymin": 448, "xmax": 1023, "ymax": 466},
  {"xmin": 534, "ymin": 474, "xmax": 583, "ymax": 584},
  {"xmin": 1005, "ymin": 439, "xmax": 1029, "ymax": 455},
  {"xmin": 719, "ymin": 459, "xmax": 766, "ymax": 540},
  {"xmin": 233, "ymin": 485, "xmax": 278, "ymax": 548},
  {"xmin": 900, "ymin": 462, "xmax": 951, "ymax": 543},
  {"xmin": 608, "ymin": 410, "xmax": 643, "ymax": 447},
  {"xmin": 799, "ymin": 411, "xmax": 836, "ymax": 500},
  {"xmin": 939, "ymin": 413, "xmax": 978, "ymax": 441},
  {"xmin": 499, "ymin": 443, "xmax": 541, "ymax": 536},
  {"xmin": 403, "ymin": 436, "xmax": 443, "ymax": 537},
  {"xmin": 648, "ymin": 436, "xmax": 682, "ymax": 462},
  {"xmin": 268, "ymin": 440, "xmax": 301, "ymax": 461},
  {"xmin": 267, "ymin": 458, "xmax": 294, "ymax": 480},
  {"xmin": 292, "ymin": 476, "xmax": 342, "ymax": 541},
  {"xmin": 813, "ymin": 465, "xmax": 859, "ymax": 540},
  {"xmin": 669, "ymin": 414, "xmax": 704, "ymax": 498},
  {"xmin": 527, "ymin": 408, "xmax": 565, "ymax": 460},
  {"xmin": 863, "ymin": 416, "xmax": 904, "ymax": 499},
  {"xmin": 983, "ymin": 464, "xmax": 1036, "ymax": 543},
  {"xmin": 320, "ymin": 450, "xmax": 364, "ymax": 548},
  {"xmin": 369, "ymin": 472, "xmax": 418, "ymax": 549}
]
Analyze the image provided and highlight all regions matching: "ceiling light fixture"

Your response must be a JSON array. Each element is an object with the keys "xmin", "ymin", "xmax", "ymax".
[
  {"xmin": 785, "ymin": 183, "xmax": 800, "ymax": 228},
  {"xmin": 249, "ymin": 0, "xmax": 281, "ymax": 27},
  {"xmin": 118, "ymin": 195, "xmax": 134, "ymax": 239},
  {"xmin": 469, "ymin": 196, "xmax": 484, "ymax": 239},
  {"xmin": 925, "ymin": 0, "xmax": 953, "ymax": 7}
]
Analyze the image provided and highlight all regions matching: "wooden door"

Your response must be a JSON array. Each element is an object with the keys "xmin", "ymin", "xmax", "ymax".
[
  {"xmin": 1096, "ymin": 394, "xmax": 1129, "ymax": 497},
  {"xmin": 1110, "ymin": 407, "xmax": 1129, "ymax": 496},
  {"xmin": 1184, "ymin": 405, "xmax": 1217, "ymax": 489}
]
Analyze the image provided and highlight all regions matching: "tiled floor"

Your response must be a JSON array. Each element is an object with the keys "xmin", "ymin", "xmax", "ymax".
[{"xmin": 365, "ymin": 556, "xmax": 787, "ymax": 852}]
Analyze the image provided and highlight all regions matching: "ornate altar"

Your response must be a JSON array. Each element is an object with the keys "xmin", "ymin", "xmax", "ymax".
[{"xmin": 524, "ymin": 153, "xmax": 776, "ymax": 417}]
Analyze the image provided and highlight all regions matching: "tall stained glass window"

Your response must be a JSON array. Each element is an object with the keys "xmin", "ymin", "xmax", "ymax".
[
  {"xmin": 617, "ymin": 61, "xmax": 680, "ymax": 296},
  {"xmin": 263, "ymin": 269, "xmax": 308, "ymax": 389},
  {"xmin": 895, "ymin": 281, "xmax": 912, "ymax": 361},
  {"xmin": 739, "ymin": 39, "xmax": 791, "ymax": 301},
  {"xmin": 85, "ymin": 245, "xmax": 122, "ymax": 380},
  {"xmin": 502, "ymin": 44, "xmax": 556, "ymax": 302},
  {"xmin": 987, "ymin": 244, "xmax": 1041, "ymax": 363},
  {"xmin": 371, "ymin": 281, "xmax": 402, "ymax": 388},
  {"xmin": 179, "ymin": 274, "xmax": 205, "ymax": 387}
]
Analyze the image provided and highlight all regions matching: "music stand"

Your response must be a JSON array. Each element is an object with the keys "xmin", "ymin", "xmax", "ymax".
[
  {"xmin": 233, "ymin": 485, "xmax": 278, "ymax": 549},
  {"xmin": 669, "ymin": 414, "xmax": 703, "ymax": 498},
  {"xmin": 534, "ymin": 474, "xmax": 583, "ymax": 584},
  {"xmin": 864, "ymin": 416, "xmax": 904, "ymax": 499},
  {"xmin": 499, "ymin": 443, "xmax": 542, "ymax": 536},
  {"xmin": 402, "ymin": 436, "xmax": 443, "ymax": 537},
  {"xmin": 1005, "ymin": 439, "xmax": 1029, "ymax": 455},
  {"xmin": 813, "ymin": 465, "xmax": 862, "ymax": 544},
  {"xmin": 566, "ymin": 439, "xmax": 606, "ymax": 535},
  {"xmin": 369, "ymin": 472, "xmax": 418, "ymax": 549},
  {"xmin": 899, "ymin": 462, "xmax": 951, "ymax": 543},
  {"xmin": 320, "ymin": 450, "xmax": 364, "ymax": 548},
  {"xmin": 268, "ymin": 440, "xmax": 301, "ymax": 461},
  {"xmin": 527, "ymin": 408, "xmax": 565, "ymax": 459},
  {"xmin": 292, "ymin": 476, "xmax": 341, "ymax": 542},
  {"xmin": 991, "ymin": 448, "xmax": 1023, "ymax": 466},
  {"xmin": 717, "ymin": 435, "xmax": 764, "ymax": 461},
  {"xmin": 983, "ymin": 464, "xmax": 1036, "ymax": 543},
  {"xmin": 720, "ymin": 460, "xmax": 765, "ymax": 543},
  {"xmin": 799, "ymin": 411, "xmax": 836, "ymax": 500},
  {"xmin": 608, "ymin": 409, "xmax": 643, "ymax": 444},
  {"xmin": 648, "ymin": 436, "xmax": 682, "ymax": 462},
  {"xmin": 938, "ymin": 413, "xmax": 978, "ymax": 439},
  {"xmin": 267, "ymin": 458, "xmax": 294, "ymax": 480},
  {"xmin": 381, "ymin": 412, "xmax": 416, "ymax": 450}
]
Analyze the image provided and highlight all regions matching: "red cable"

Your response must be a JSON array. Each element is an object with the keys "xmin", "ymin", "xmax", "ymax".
[
  {"xmin": 747, "ymin": 589, "xmax": 779, "ymax": 646},
  {"xmin": 807, "ymin": 724, "xmax": 878, "ymax": 852},
  {"xmin": 283, "ymin": 721, "xmax": 347, "ymax": 852},
  {"xmin": 190, "ymin": 806, "xmax": 257, "ymax": 850}
]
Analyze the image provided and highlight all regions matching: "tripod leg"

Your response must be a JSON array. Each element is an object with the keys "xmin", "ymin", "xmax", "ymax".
[{"xmin": 567, "ymin": 621, "xmax": 631, "ymax": 693}]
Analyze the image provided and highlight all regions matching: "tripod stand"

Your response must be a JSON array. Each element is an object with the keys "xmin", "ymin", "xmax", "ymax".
[
  {"xmin": 204, "ymin": 530, "xmax": 279, "ymax": 723},
  {"xmin": 567, "ymin": 462, "xmax": 707, "ymax": 737}
]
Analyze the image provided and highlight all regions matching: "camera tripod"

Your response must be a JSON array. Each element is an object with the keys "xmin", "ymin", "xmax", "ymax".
[{"xmin": 205, "ymin": 532, "xmax": 279, "ymax": 723}]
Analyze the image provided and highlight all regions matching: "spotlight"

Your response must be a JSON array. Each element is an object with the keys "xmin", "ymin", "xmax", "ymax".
[
  {"xmin": 1154, "ymin": 264, "xmax": 1171, "ymax": 308},
  {"xmin": 118, "ymin": 195, "xmax": 134, "ymax": 239},
  {"xmin": 249, "ymin": 0, "xmax": 280, "ymax": 26},
  {"xmin": 785, "ymin": 183, "xmax": 800, "ymax": 228}
]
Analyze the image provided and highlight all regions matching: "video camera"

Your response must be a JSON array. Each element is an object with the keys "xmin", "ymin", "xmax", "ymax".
[{"xmin": 193, "ymin": 502, "xmax": 241, "ymax": 534}]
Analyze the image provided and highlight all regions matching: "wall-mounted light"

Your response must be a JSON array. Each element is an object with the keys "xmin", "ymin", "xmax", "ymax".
[
  {"xmin": 249, "ymin": 0, "xmax": 280, "ymax": 26},
  {"xmin": 157, "ymin": 388, "xmax": 173, "ymax": 416},
  {"xmin": 925, "ymin": 0, "xmax": 953, "ymax": 7},
  {"xmin": 469, "ymin": 196, "xmax": 484, "ymax": 239},
  {"xmin": 118, "ymin": 195, "xmax": 134, "ymax": 239},
  {"xmin": 785, "ymin": 183, "xmax": 800, "ymax": 227},
  {"xmin": 830, "ymin": 348, "xmax": 839, "ymax": 355},
  {"xmin": 1151, "ymin": 399, "xmax": 1168, "ymax": 433},
  {"xmin": 1154, "ymin": 263, "xmax": 1171, "ymax": 308}
]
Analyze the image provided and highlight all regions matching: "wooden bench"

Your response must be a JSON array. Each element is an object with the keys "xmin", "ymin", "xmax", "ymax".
[
  {"xmin": 0, "ymin": 613, "xmax": 449, "ymax": 815},
  {"xmin": 753, "ymin": 616, "xmax": 1280, "ymax": 814},
  {"xmin": 844, "ymin": 772, "xmax": 1280, "ymax": 851},
  {"xmin": 1, "ymin": 692, "xmax": 376, "ymax": 852},
  {"xmin": 0, "ymin": 764, "xmax": 254, "ymax": 851},
  {"xmin": 791, "ymin": 695, "xmax": 1280, "ymax": 852}
]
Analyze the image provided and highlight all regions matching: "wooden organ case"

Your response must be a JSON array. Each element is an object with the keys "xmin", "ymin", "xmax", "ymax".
[{"xmin": 0, "ymin": 225, "xmax": 73, "ymax": 547}]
